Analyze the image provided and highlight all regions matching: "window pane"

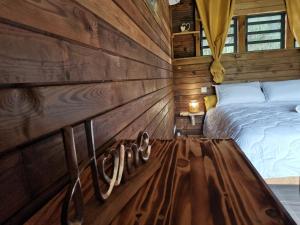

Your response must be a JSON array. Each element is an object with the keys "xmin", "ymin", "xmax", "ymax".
[
  {"xmin": 248, "ymin": 42, "xmax": 281, "ymax": 51},
  {"xmin": 203, "ymin": 48, "xmax": 211, "ymax": 56},
  {"xmin": 223, "ymin": 46, "xmax": 234, "ymax": 54},
  {"xmin": 227, "ymin": 27, "xmax": 234, "ymax": 35},
  {"xmin": 248, "ymin": 23, "xmax": 281, "ymax": 32},
  {"xmin": 225, "ymin": 36, "xmax": 235, "ymax": 44},
  {"xmin": 201, "ymin": 18, "xmax": 236, "ymax": 55},
  {"xmin": 296, "ymin": 41, "xmax": 299, "ymax": 48},
  {"xmin": 203, "ymin": 36, "xmax": 234, "ymax": 48},
  {"xmin": 248, "ymin": 15, "xmax": 281, "ymax": 23},
  {"xmin": 248, "ymin": 32, "xmax": 281, "ymax": 42},
  {"xmin": 246, "ymin": 13, "xmax": 284, "ymax": 52},
  {"xmin": 203, "ymin": 39, "xmax": 209, "ymax": 46}
]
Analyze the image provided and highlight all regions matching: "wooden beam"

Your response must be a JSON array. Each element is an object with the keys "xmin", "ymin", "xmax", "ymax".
[
  {"xmin": 194, "ymin": 8, "xmax": 201, "ymax": 57},
  {"xmin": 238, "ymin": 16, "xmax": 246, "ymax": 53},
  {"xmin": 286, "ymin": 16, "xmax": 295, "ymax": 49}
]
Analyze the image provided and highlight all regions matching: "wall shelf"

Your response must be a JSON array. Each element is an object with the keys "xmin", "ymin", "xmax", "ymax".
[{"xmin": 172, "ymin": 31, "xmax": 200, "ymax": 38}]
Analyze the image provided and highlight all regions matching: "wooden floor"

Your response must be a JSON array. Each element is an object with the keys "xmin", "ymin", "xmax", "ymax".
[{"xmin": 269, "ymin": 184, "xmax": 300, "ymax": 224}]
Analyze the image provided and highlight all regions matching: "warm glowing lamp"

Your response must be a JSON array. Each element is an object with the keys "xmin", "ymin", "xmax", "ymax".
[{"xmin": 188, "ymin": 100, "xmax": 200, "ymax": 113}]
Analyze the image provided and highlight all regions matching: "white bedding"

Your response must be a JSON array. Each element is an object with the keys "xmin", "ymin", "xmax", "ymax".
[{"xmin": 204, "ymin": 101, "xmax": 300, "ymax": 178}]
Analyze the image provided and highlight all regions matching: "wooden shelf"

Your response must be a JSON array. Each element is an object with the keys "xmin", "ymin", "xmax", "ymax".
[
  {"xmin": 179, "ymin": 111, "xmax": 204, "ymax": 117},
  {"xmin": 172, "ymin": 31, "xmax": 200, "ymax": 38}
]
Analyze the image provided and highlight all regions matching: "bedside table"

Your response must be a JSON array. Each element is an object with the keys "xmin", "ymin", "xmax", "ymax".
[{"xmin": 176, "ymin": 111, "xmax": 205, "ymax": 137}]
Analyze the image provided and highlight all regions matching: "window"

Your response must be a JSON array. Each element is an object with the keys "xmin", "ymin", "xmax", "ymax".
[
  {"xmin": 246, "ymin": 13, "xmax": 285, "ymax": 52},
  {"xmin": 200, "ymin": 18, "xmax": 237, "ymax": 56},
  {"xmin": 295, "ymin": 40, "xmax": 299, "ymax": 48}
]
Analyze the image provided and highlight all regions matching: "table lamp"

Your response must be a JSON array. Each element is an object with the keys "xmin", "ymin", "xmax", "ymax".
[{"xmin": 188, "ymin": 100, "xmax": 200, "ymax": 113}]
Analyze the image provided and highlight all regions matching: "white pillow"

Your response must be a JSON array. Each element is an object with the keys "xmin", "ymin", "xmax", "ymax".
[
  {"xmin": 216, "ymin": 82, "xmax": 266, "ymax": 106},
  {"xmin": 262, "ymin": 79, "xmax": 300, "ymax": 102}
]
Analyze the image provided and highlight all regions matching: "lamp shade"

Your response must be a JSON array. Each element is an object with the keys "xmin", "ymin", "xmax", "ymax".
[{"xmin": 188, "ymin": 100, "xmax": 200, "ymax": 113}]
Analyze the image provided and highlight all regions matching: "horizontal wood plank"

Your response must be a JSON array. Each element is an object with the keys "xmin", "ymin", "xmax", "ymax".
[
  {"xmin": 0, "ymin": 23, "xmax": 172, "ymax": 85},
  {"xmin": 0, "ymin": 0, "xmax": 101, "ymax": 48},
  {"xmin": 0, "ymin": 79, "xmax": 172, "ymax": 152},
  {"xmin": 74, "ymin": 0, "xmax": 171, "ymax": 63}
]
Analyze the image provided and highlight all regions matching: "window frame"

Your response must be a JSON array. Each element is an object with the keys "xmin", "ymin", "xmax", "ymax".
[
  {"xmin": 245, "ymin": 12, "xmax": 286, "ymax": 52},
  {"xmin": 200, "ymin": 17, "xmax": 238, "ymax": 56}
]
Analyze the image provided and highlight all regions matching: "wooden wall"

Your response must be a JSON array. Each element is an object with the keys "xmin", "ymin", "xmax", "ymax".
[
  {"xmin": 235, "ymin": 0, "xmax": 285, "ymax": 16},
  {"xmin": 0, "ymin": 0, "xmax": 174, "ymax": 224},
  {"xmin": 173, "ymin": 49, "xmax": 300, "ymax": 113},
  {"xmin": 172, "ymin": 0, "xmax": 196, "ymax": 58}
]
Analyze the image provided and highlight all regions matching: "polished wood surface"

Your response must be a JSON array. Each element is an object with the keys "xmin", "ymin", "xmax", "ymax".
[
  {"xmin": 26, "ymin": 138, "xmax": 296, "ymax": 225},
  {"xmin": 0, "ymin": 1, "xmax": 173, "ymax": 224}
]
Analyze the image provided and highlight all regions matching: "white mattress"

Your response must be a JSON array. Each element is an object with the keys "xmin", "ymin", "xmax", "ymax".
[{"xmin": 204, "ymin": 101, "xmax": 300, "ymax": 178}]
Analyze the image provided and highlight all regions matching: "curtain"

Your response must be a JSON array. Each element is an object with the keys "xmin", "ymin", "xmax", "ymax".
[
  {"xmin": 285, "ymin": 0, "xmax": 300, "ymax": 45},
  {"xmin": 195, "ymin": 0, "xmax": 235, "ymax": 83}
]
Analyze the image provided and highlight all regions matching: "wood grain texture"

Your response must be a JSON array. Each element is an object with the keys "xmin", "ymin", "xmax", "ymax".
[
  {"xmin": 25, "ymin": 138, "xmax": 296, "ymax": 225},
  {"xmin": 171, "ymin": 0, "xmax": 196, "ymax": 58},
  {"xmin": 74, "ymin": 0, "xmax": 171, "ymax": 63},
  {"xmin": 0, "ymin": 0, "xmax": 101, "ymax": 48},
  {"xmin": 0, "ymin": 79, "xmax": 172, "ymax": 152},
  {"xmin": 171, "ymin": 0, "xmax": 195, "ymax": 33},
  {"xmin": 175, "ymin": 116, "xmax": 203, "ymax": 136},
  {"xmin": 170, "ymin": 0, "xmax": 287, "ymax": 59},
  {"xmin": 173, "ymin": 49, "xmax": 300, "ymax": 122},
  {"xmin": 238, "ymin": 16, "xmax": 246, "ymax": 53},
  {"xmin": 0, "ymin": 89, "xmax": 174, "ymax": 225},
  {"xmin": 0, "ymin": 0, "xmax": 172, "ymax": 63},
  {"xmin": 235, "ymin": 0, "xmax": 285, "ymax": 15},
  {"xmin": 0, "ymin": 0, "xmax": 174, "ymax": 224},
  {"xmin": 0, "ymin": 23, "xmax": 172, "ymax": 85},
  {"xmin": 113, "ymin": 0, "xmax": 171, "ymax": 55}
]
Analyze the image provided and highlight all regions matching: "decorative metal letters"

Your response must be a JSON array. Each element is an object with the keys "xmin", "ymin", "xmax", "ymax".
[{"xmin": 61, "ymin": 120, "xmax": 151, "ymax": 225}]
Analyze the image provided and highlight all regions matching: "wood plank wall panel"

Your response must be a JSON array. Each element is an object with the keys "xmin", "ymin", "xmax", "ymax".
[
  {"xmin": 172, "ymin": 0, "xmax": 194, "ymax": 33},
  {"xmin": 173, "ymin": 34, "xmax": 196, "ymax": 58},
  {"xmin": 0, "ymin": 23, "xmax": 172, "ymax": 85},
  {"xmin": 0, "ymin": 1, "xmax": 174, "ymax": 224},
  {"xmin": 173, "ymin": 49, "xmax": 300, "ymax": 115},
  {"xmin": 171, "ymin": 0, "xmax": 195, "ymax": 58},
  {"xmin": 73, "ymin": 0, "xmax": 171, "ymax": 63},
  {"xmin": 235, "ymin": 0, "xmax": 285, "ymax": 16},
  {"xmin": 0, "ymin": 0, "xmax": 101, "ymax": 48},
  {"xmin": 113, "ymin": 0, "xmax": 170, "ymax": 56}
]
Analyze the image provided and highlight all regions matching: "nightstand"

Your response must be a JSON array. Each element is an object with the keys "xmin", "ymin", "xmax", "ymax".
[{"xmin": 176, "ymin": 111, "xmax": 205, "ymax": 137}]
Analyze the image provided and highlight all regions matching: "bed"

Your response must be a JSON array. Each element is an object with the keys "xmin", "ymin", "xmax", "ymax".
[{"xmin": 204, "ymin": 101, "xmax": 300, "ymax": 179}]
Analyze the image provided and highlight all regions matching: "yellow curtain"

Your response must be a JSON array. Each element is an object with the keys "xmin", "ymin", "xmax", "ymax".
[
  {"xmin": 195, "ymin": 0, "xmax": 235, "ymax": 83},
  {"xmin": 285, "ymin": 0, "xmax": 300, "ymax": 45}
]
